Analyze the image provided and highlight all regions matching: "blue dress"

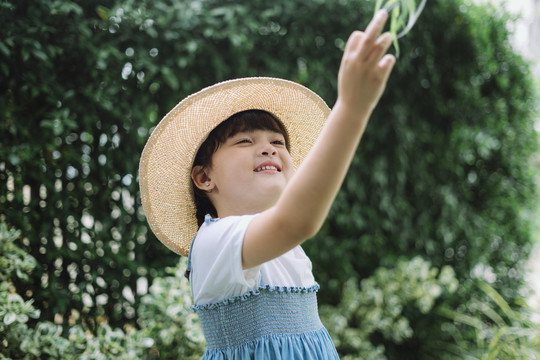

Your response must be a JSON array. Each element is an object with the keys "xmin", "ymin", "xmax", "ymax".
[{"xmin": 187, "ymin": 240, "xmax": 339, "ymax": 359}]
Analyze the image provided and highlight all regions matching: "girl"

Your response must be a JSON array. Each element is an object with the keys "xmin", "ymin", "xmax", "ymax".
[{"xmin": 139, "ymin": 10, "xmax": 395, "ymax": 359}]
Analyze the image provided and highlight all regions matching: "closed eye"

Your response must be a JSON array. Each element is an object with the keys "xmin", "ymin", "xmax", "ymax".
[{"xmin": 235, "ymin": 138, "xmax": 252, "ymax": 144}]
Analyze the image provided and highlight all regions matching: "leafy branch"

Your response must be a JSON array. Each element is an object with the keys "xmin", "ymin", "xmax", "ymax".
[{"xmin": 374, "ymin": 0, "xmax": 427, "ymax": 56}]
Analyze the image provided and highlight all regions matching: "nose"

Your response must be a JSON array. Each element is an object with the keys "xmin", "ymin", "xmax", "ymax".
[{"xmin": 260, "ymin": 142, "xmax": 277, "ymax": 156}]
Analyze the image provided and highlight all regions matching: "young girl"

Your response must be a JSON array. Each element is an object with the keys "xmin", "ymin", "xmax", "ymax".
[{"xmin": 139, "ymin": 10, "xmax": 395, "ymax": 359}]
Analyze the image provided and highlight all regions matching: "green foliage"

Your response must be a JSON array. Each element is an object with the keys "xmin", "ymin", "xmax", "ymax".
[
  {"xmin": 311, "ymin": 0, "xmax": 538, "ymax": 309},
  {"xmin": 374, "ymin": 0, "xmax": 427, "ymax": 57},
  {"xmin": 0, "ymin": 222, "xmax": 202, "ymax": 359},
  {"xmin": 436, "ymin": 281, "xmax": 540, "ymax": 359},
  {"xmin": 1, "ymin": 0, "xmax": 176, "ymax": 328},
  {"xmin": 313, "ymin": 3, "xmax": 539, "ymax": 351},
  {"xmin": 16, "ymin": 322, "xmax": 150, "ymax": 360},
  {"xmin": 0, "ymin": 223, "xmax": 41, "ymax": 358},
  {"xmin": 320, "ymin": 256, "xmax": 458, "ymax": 359},
  {"xmin": 0, "ymin": 224, "xmax": 36, "ymax": 284},
  {"xmin": 0, "ymin": 222, "xmax": 150, "ymax": 359},
  {"xmin": 137, "ymin": 259, "xmax": 205, "ymax": 359}
]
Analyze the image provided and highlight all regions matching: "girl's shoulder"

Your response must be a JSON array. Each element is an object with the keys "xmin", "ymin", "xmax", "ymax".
[
  {"xmin": 198, "ymin": 213, "xmax": 258, "ymax": 236},
  {"xmin": 193, "ymin": 214, "xmax": 259, "ymax": 257}
]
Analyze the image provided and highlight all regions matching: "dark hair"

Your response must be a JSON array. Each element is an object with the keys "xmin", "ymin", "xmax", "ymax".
[{"xmin": 192, "ymin": 110, "xmax": 289, "ymax": 226}]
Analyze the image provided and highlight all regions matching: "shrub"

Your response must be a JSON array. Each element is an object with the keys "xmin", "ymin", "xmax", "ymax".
[
  {"xmin": 0, "ymin": 222, "xmax": 152, "ymax": 359},
  {"xmin": 320, "ymin": 256, "xmax": 458, "ymax": 359},
  {"xmin": 436, "ymin": 281, "xmax": 540, "ymax": 360},
  {"xmin": 0, "ymin": 221, "xmax": 203, "ymax": 359},
  {"xmin": 137, "ymin": 259, "xmax": 205, "ymax": 359}
]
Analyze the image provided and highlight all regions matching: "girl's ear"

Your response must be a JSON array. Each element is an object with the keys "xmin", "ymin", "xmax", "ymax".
[{"xmin": 191, "ymin": 165, "xmax": 213, "ymax": 191}]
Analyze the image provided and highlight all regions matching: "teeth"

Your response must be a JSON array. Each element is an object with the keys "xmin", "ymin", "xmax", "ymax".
[{"xmin": 256, "ymin": 165, "xmax": 278, "ymax": 172}]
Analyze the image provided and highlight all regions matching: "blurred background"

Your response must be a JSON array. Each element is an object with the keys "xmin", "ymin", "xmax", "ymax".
[
  {"xmin": 478, "ymin": 0, "xmax": 540, "ymax": 321},
  {"xmin": 504, "ymin": 0, "xmax": 540, "ymax": 320},
  {"xmin": 1, "ymin": 0, "xmax": 539, "ymax": 359}
]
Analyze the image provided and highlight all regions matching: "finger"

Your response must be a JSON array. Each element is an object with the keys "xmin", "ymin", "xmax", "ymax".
[
  {"xmin": 344, "ymin": 30, "xmax": 365, "ymax": 54},
  {"xmin": 378, "ymin": 54, "xmax": 396, "ymax": 82},
  {"xmin": 358, "ymin": 10, "xmax": 389, "ymax": 59},
  {"xmin": 366, "ymin": 32, "xmax": 394, "ymax": 64}
]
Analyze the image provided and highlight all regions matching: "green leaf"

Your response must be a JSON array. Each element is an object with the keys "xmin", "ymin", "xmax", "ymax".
[
  {"xmin": 486, "ymin": 326, "xmax": 507, "ymax": 360},
  {"xmin": 374, "ymin": 0, "xmax": 427, "ymax": 56},
  {"xmin": 33, "ymin": 49, "xmax": 48, "ymax": 62},
  {"xmin": 0, "ymin": 41, "xmax": 10, "ymax": 56},
  {"xmin": 478, "ymin": 281, "xmax": 516, "ymax": 320},
  {"xmin": 96, "ymin": 5, "xmax": 110, "ymax": 20},
  {"xmin": 17, "ymin": 314, "xmax": 29, "ymax": 323},
  {"xmin": 4, "ymin": 312, "xmax": 16, "ymax": 325}
]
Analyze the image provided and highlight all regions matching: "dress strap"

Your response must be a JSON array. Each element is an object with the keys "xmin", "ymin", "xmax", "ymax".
[{"xmin": 184, "ymin": 234, "xmax": 197, "ymax": 280}]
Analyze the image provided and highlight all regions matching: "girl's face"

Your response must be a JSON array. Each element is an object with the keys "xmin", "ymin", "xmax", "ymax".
[{"xmin": 205, "ymin": 129, "xmax": 294, "ymax": 217}]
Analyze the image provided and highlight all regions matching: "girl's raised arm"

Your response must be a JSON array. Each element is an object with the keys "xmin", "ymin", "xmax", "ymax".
[{"xmin": 242, "ymin": 10, "xmax": 395, "ymax": 269}]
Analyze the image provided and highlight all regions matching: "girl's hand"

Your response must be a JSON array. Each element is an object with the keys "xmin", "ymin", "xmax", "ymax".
[{"xmin": 337, "ymin": 10, "xmax": 395, "ymax": 115}]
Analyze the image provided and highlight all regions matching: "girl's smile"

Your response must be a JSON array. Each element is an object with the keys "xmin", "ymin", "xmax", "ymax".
[{"xmin": 254, "ymin": 161, "xmax": 281, "ymax": 173}]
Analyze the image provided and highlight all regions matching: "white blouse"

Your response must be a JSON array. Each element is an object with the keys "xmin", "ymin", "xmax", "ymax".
[{"xmin": 190, "ymin": 214, "xmax": 316, "ymax": 306}]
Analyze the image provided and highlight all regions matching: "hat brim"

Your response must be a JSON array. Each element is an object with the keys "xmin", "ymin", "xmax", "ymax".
[{"xmin": 139, "ymin": 77, "xmax": 330, "ymax": 256}]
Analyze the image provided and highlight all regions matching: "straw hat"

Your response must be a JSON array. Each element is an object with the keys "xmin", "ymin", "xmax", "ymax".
[{"xmin": 139, "ymin": 77, "xmax": 330, "ymax": 256}]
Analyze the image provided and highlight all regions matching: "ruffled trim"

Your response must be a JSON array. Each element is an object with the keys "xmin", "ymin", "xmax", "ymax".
[{"xmin": 191, "ymin": 283, "xmax": 320, "ymax": 312}]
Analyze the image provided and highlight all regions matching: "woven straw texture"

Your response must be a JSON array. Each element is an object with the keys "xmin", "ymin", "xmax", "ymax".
[{"xmin": 139, "ymin": 77, "xmax": 330, "ymax": 256}]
